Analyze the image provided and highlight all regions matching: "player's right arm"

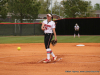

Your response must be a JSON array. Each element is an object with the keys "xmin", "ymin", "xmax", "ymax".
[
  {"xmin": 74, "ymin": 26, "xmax": 76, "ymax": 31},
  {"xmin": 41, "ymin": 22, "xmax": 45, "ymax": 31}
]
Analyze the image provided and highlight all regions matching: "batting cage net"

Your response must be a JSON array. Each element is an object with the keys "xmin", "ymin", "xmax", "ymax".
[{"xmin": 0, "ymin": 23, "xmax": 43, "ymax": 36}]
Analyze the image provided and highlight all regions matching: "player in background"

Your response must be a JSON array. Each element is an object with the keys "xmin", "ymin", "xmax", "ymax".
[
  {"xmin": 41, "ymin": 14, "xmax": 57, "ymax": 63},
  {"xmin": 74, "ymin": 23, "xmax": 80, "ymax": 38}
]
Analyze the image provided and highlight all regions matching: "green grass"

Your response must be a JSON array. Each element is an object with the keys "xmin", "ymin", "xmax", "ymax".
[{"xmin": 0, "ymin": 36, "xmax": 100, "ymax": 44}]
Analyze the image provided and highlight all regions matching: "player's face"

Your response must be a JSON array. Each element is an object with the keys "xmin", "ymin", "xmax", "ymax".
[{"xmin": 47, "ymin": 15, "xmax": 51, "ymax": 21}]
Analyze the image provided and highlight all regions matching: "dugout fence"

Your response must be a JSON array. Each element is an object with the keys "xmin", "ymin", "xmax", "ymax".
[
  {"xmin": 1, "ymin": 18, "xmax": 100, "ymax": 36},
  {"xmin": 0, "ymin": 23, "xmax": 43, "ymax": 36},
  {"xmin": 55, "ymin": 18, "xmax": 100, "ymax": 35}
]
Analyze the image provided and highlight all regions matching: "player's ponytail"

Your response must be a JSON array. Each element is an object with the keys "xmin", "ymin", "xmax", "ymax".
[{"xmin": 52, "ymin": 16, "xmax": 53, "ymax": 21}]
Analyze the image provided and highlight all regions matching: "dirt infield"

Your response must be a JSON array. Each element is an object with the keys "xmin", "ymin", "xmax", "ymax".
[{"xmin": 0, "ymin": 43, "xmax": 100, "ymax": 75}]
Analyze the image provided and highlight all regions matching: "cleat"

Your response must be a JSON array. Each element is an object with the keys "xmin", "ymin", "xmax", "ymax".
[
  {"xmin": 53, "ymin": 56, "xmax": 57, "ymax": 61},
  {"xmin": 43, "ymin": 59, "xmax": 51, "ymax": 63}
]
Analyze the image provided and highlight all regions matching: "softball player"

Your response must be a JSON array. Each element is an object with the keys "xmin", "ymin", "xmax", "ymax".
[
  {"xmin": 74, "ymin": 23, "xmax": 80, "ymax": 38},
  {"xmin": 41, "ymin": 14, "xmax": 57, "ymax": 63}
]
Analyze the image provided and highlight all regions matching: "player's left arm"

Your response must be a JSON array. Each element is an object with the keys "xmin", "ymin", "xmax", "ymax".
[
  {"xmin": 53, "ymin": 28, "xmax": 57, "ymax": 41},
  {"xmin": 52, "ymin": 22, "xmax": 57, "ymax": 41},
  {"xmin": 78, "ymin": 26, "xmax": 79, "ymax": 30}
]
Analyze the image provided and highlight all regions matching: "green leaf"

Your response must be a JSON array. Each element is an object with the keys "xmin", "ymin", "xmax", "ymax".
[{"xmin": 8, "ymin": 0, "xmax": 40, "ymax": 23}]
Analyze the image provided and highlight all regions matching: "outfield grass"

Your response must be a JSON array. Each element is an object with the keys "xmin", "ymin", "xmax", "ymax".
[{"xmin": 0, "ymin": 36, "xmax": 100, "ymax": 44}]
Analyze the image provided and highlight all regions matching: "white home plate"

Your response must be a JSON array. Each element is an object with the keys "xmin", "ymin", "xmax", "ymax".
[{"xmin": 76, "ymin": 44, "xmax": 85, "ymax": 46}]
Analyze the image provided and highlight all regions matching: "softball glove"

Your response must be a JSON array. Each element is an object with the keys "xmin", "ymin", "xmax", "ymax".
[{"xmin": 51, "ymin": 40, "xmax": 57, "ymax": 46}]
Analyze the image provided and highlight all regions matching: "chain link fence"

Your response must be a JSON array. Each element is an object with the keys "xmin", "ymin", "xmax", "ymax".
[{"xmin": 0, "ymin": 23, "xmax": 43, "ymax": 36}]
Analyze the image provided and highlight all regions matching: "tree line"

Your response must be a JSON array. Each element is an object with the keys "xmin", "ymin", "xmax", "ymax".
[{"xmin": 0, "ymin": 0, "xmax": 100, "ymax": 22}]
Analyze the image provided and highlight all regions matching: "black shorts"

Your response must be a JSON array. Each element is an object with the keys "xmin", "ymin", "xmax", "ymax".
[
  {"xmin": 44, "ymin": 33, "xmax": 53, "ymax": 49},
  {"xmin": 74, "ymin": 31, "xmax": 79, "ymax": 35}
]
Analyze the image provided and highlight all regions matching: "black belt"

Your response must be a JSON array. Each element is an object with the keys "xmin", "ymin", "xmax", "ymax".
[{"xmin": 44, "ymin": 33, "xmax": 53, "ymax": 35}]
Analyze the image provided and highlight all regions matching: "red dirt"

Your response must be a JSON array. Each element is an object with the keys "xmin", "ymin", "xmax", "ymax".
[{"xmin": 0, "ymin": 43, "xmax": 100, "ymax": 75}]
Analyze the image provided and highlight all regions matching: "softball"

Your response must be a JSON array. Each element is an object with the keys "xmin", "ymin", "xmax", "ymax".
[{"xmin": 17, "ymin": 47, "xmax": 21, "ymax": 51}]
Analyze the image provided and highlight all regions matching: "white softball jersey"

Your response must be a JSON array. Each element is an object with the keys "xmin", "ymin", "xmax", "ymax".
[
  {"xmin": 43, "ymin": 19, "xmax": 56, "ymax": 33},
  {"xmin": 74, "ymin": 26, "xmax": 79, "ymax": 30}
]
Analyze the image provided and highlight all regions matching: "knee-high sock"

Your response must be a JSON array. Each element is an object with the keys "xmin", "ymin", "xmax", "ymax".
[
  {"xmin": 46, "ymin": 48, "xmax": 51, "ymax": 59},
  {"xmin": 49, "ymin": 48, "xmax": 55, "ymax": 57},
  {"xmin": 50, "ymin": 51, "xmax": 55, "ymax": 57},
  {"xmin": 78, "ymin": 33, "xmax": 80, "ymax": 37},
  {"xmin": 46, "ymin": 48, "xmax": 55, "ymax": 59},
  {"xmin": 74, "ymin": 34, "xmax": 75, "ymax": 37}
]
